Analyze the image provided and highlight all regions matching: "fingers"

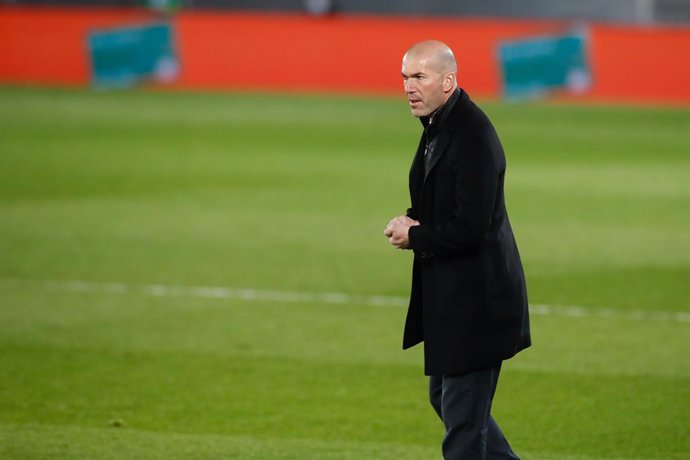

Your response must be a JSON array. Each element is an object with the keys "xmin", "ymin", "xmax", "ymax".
[
  {"xmin": 390, "ymin": 215, "xmax": 415, "ymax": 228},
  {"xmin": 384, "ymin": 217, "xmax": 401, "ymax": 237},
  {"xmin": 394, "ymin": 216, "xmax": 410, "ymax": 226},
  {"xmin": 383, "ymin": 218, "xmax": 396, "ymax": 236},
  {"xmin": 384, "ymin": 220, "xmax": 397, "ymax": 237},
  {"xmin": 390, "ymin": 238, "xmax": 408, "ymax": 250},
  {"xmin": 387, "ymin": 225, "xmax": 410, "ymax": 249},
  {"xmin": 384, "ymin": 215, "xmax": 418, "ymax": 241}
]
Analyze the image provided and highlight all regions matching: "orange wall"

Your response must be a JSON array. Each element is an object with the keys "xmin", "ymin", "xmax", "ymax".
[
  {"xmin": 1, "ymin": 6, "xmax": 689, "ymax": 104},
  {"xmin": 0, "ymin": 7, "xmax": 154, "ymax": 85}
]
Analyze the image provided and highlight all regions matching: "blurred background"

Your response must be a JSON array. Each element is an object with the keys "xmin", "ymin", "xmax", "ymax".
[
  {"xmin": 1, "ymin": 1, "xmax": 689, "ymax": 459},
  {"xmin": 2, "ymin": 0, "xmax": 690, "ymax": 102}
]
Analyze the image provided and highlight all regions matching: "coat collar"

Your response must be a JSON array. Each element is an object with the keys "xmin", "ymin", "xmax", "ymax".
[
  {"xmin": 419, "ymin": 88, "xmax": 468, "ymax": 133},
  {"xmin": 418, "ymin": 88, "xmax": 470, "ymax": 181}
]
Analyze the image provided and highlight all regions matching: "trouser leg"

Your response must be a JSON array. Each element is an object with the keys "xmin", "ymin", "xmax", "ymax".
[
  {"xmin": 486, "ymin": 415, "xmax": 520, "ymax": 460},
  {"xmin": 439, "ymin": 367, "xmax": 494, "ymax": 459},
  {"xmin": 429, "ymin": 374, "xmax": 443, "ymax": 421},
  {"xmin": 429, "ymin": 363, "xmax": 520, "ymax": 460},
  {"xmin": 485, "ymin": 364, "xmax": 519, "ymax": 460}
]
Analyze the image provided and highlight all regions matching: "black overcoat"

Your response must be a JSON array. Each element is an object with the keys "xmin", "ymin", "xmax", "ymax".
[{"xmin": 404, "ymin": 89, "xmax": 531, "ymax": 376}]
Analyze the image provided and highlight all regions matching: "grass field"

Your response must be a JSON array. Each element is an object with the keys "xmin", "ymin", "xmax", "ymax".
[{"xmin": 0, "ymin": 86, "xmax": 689, "ymax": 459}]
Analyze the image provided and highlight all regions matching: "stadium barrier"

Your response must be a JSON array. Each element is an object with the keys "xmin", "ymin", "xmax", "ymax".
[{"xmin": 1, "ymin": 5, "xmax": 689, "ymax": 104}]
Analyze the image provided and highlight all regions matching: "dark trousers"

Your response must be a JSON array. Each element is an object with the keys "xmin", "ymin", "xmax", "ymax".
[{"xmin": 429, "ymin": 363, "xmax": 519, "ymax": 460}]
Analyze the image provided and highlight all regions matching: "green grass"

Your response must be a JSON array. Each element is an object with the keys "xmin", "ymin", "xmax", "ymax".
[{"xmin": 0, "ymin": 86, "xmax": 689, "ymax": 459}]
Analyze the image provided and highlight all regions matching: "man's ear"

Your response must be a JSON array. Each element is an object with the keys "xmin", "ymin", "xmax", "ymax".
[{"xmin": 443, "ymin": 72, "xmax": 456, "ymax": 92}]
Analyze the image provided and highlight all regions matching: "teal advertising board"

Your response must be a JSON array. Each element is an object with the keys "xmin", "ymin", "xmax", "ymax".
[
  {"xmin": 498, "ymin": 31, "xmax": 591, "ymax": 99},
  {"xmin": 88, "ymin": 22, "xmax": 178, "ymax": 88}
]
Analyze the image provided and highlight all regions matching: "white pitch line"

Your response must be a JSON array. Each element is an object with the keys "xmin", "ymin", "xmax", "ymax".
[
  {"xmin": 3, "ymin": 279, "xmax": 690, "ymax": 324},
  {"xmin": 35, "ymin": 279, "xmax": 408, "ymax": 308}
]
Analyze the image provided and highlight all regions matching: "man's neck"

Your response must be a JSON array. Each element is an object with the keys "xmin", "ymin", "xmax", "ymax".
[
  {"xmin": 429, "ymin": 93, "xmax": 453, "ymax": 124},
  {"xmin": 423, "ymin": 87, "xmax": 460, "ymax": 128}
]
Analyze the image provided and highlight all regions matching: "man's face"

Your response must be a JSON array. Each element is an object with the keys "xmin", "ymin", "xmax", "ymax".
[{"xmin": 401, "ymin": 55, "xmax": 447, "ymax": 118}]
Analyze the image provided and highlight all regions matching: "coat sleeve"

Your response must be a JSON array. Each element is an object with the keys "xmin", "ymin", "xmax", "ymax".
[{"xmin": 408, "ymin": 129, "xmax": 502, "ymax": 257}]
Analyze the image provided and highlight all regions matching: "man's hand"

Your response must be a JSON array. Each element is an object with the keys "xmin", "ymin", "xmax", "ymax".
[{"xmin": 384, "ymin": 215, "xmax": 420, "ymax": 249}]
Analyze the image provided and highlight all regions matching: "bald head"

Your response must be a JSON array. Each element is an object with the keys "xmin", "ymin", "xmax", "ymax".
[
  {"xmin": 401, "ymin": 40, "xmax": 458, "ymax": 117},
  {"xmin": 403, "ymin": 40, "xmax": 457, "ymax": 75}
]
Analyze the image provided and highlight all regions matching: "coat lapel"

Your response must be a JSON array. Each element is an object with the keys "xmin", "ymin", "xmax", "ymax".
[
  {"xmin": 421, "ymin": 89, "xmax": 470, "ymax": 185},
  {"xmin": 409, "ymin": 135, "xmax": 426, "ymax": 208},
  {"xmin": 423, "ymin": 134, "xmax": 451, "ymax": 183}
]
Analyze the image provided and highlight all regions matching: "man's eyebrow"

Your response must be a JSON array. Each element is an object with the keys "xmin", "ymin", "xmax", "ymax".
[{"xmin": 402, "ymin": 72, "xmax": 425, "ymax": 78}]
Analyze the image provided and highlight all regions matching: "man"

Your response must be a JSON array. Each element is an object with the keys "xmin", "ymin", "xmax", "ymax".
[{"xmin": 384, "ymin": 40, "xmax": 531, "ymax": 459}]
